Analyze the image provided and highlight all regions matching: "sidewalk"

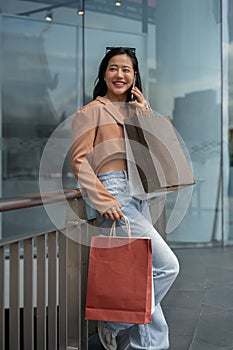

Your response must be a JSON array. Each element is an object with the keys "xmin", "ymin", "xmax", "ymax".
[
  {"xmin": 89, "ymin": 246, "xmax": 233, "ymax": 350},
  {"xmin": 163, "ymin": 246, "xmax": 233, "ymax": 350}
]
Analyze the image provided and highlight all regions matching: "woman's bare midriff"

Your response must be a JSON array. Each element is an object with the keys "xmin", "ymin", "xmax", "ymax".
[{"xmin": 97, "ymin": 158, "xmax": 127, "ymax": 174}]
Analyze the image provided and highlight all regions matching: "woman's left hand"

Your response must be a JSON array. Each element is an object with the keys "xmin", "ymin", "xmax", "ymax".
[{"xmin": 129, "ymin": 87, "xmax": 148, "ymax": 108}]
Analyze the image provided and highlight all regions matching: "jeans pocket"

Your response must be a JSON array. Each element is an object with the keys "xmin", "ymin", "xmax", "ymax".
[
  {"xmin": 102, "ymin": 178, "xmax": 128, "ymax": 197},
  {"xmin": 96, "ymin": 211, "xmax": 105, "ymax": 226}
]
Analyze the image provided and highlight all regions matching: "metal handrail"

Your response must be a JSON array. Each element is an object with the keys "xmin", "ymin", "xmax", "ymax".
[
  {"xmin": 0, "ymin": 188, "xmax": 82, "ymax": 212},
  {"xmin": 0, "ymin": 188, "xmax": 90, "ymax": 350}
]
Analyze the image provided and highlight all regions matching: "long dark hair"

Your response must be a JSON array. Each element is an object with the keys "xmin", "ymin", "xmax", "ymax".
[{"xmin": 93, "ymin": 47, "xmax": 143, "ymax": 101}]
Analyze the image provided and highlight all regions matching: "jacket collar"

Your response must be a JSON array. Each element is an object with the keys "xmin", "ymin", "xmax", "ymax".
[{"xmin": 96, "ymin": 96, "xmax": 125, "ymax": 125}]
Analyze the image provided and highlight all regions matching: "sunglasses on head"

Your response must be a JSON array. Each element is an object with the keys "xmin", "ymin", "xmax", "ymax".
[{"xmin": 105, "ymin": 47, "xmax": 136, "ymax": 55}]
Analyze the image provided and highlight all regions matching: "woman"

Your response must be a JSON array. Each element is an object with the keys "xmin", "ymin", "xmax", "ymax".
[{"xmin": 71, "ymin": 47, "xmax": 179, "ymax": 350}]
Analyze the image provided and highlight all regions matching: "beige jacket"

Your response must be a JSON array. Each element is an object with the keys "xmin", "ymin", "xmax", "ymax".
[{"xmin": 71, "ymin": 96, "xmax": 129, "ymax": 213}]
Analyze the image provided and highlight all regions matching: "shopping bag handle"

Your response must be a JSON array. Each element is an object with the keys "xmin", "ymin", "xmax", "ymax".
[{"xmin": 109, "ymin": 215, "xmax": 131, "ymax": 238}]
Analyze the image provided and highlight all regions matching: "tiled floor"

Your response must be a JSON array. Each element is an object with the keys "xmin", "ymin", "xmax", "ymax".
[
  {"xmin": 89, "ymin": 246, "xmax": 233, "ymax": 350},
  {"xmin": 163, "ymin": 246, "xmax": 233, "ymax": 350}
]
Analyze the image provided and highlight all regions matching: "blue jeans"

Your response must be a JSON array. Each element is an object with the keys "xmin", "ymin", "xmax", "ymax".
[{"xmin": 96, "ymin": 170, "xmax": 179, "ymax": 350}]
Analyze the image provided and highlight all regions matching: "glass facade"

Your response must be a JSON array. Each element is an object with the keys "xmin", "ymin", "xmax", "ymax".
[{"xmin": 0, "ymin": 0, "xmax": 232, "ymax": 247}]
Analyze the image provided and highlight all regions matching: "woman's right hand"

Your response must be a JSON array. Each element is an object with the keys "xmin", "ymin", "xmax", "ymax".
[{"xmin": 102, "ymin": 204, "xmax": 124, "ymax": 221}]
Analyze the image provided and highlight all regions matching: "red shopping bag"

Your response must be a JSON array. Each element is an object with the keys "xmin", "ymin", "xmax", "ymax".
[{"xmin": 85, "ymin": 218, "xmax": 153, "ymax": 324}]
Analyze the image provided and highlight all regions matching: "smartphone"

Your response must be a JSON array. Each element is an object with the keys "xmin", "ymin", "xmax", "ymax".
[{"xmin": 130, "ymin": 73, "xmax": 137, "ymax": 101}]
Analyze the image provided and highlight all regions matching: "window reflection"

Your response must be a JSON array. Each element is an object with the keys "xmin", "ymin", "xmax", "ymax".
[
  {"xmin": 1, "ymin": 0, "xmax": 232, "ymax": 247},
  {"xmin": 1, "ymin": 16, "xmax": 78, "ymax": 238}
]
